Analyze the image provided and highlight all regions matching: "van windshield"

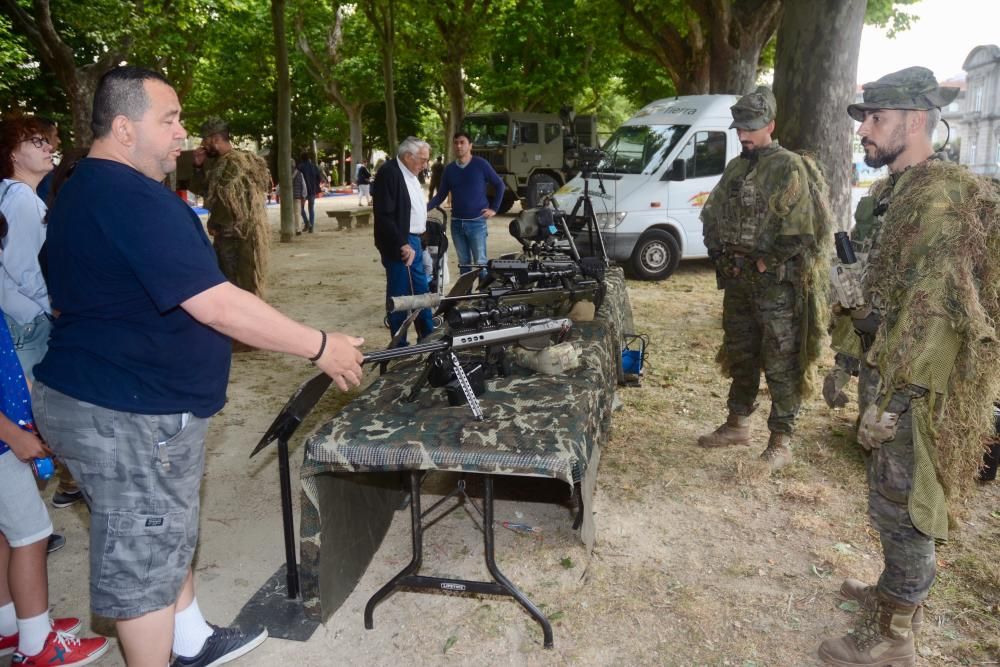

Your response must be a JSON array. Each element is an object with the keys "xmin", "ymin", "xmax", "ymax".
[
  {"xmin": 598, "ymin": 124, "xmax": 690, "ymax": 175},
  {"xmin": 462, "ymin": 116, "xmax": 509, "ymax": 148}
]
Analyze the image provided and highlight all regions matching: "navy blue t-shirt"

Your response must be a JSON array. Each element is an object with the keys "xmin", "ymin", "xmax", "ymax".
[{"xmin": 34, "ymin": 158, "xmax": 230, "ymax": 417}]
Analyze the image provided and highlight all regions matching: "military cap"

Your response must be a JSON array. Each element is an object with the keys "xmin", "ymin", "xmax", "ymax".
[
  {"xmin": 729, "ymin": 86, "xmax": 777, "ymax": 130},
  {"xmin": 847, "ymin": 66, "xmax": 959, "ymax": 122},
  {"xmin": 199, "ymin": 117, "xmax": 229, "ymax": 138}
]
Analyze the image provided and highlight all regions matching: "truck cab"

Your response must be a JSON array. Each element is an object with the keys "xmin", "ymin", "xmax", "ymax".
[
  {"xmin": 462, "ymin": 111, "xmax": 597, "ymax": 212},
  {"xmin": 553, "ymin": 95, "xmax": 740, "ymax": 280}
]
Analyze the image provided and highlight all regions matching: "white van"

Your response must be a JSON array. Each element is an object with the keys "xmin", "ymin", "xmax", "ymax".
[{"xmin": 553, "ymin": 95, "xmax": 740, "ymax": 280}]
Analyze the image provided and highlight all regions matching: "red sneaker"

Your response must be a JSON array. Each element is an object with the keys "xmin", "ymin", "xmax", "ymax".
[
  {"xmin": 11, "ymin": 628, "xmax": 109, "ymax": 666},
  {"xmin": 0, "ymin": 618, "xmax": 82, "ymax": 657}
]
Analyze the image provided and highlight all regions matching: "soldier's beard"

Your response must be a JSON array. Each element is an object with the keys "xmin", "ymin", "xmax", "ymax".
[{"xmin": 862, "ymin": 124, "xmax": 906, "ymax": 168}]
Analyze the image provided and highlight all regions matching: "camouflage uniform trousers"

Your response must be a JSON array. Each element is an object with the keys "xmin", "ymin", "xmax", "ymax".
[
  {"xmin": 866, "ymin": 387, "xmax": 936, "ymax": 606},
  {"xmin": 214, "ymin": 234, "xmax": 262, "ymax": 296},
  {"xmin": 31, "ymin": 382, "xmax": 209, "ymax": 619},
  {"xmin": 721, "ymin": 271, "xmax": 802, "ymax": 434}
]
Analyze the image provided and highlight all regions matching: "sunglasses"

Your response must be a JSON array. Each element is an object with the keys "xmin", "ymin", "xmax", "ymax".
[{"xmin": 26, "ymin": 136, "xmax": 51, "ymax": 149}]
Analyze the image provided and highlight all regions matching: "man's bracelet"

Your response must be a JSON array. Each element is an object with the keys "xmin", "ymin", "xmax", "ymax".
[{"xmin": 309, "ymin": 330, "xmax": 327, "ymax": 363}]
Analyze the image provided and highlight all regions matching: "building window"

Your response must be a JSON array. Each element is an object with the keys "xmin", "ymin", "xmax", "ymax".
[
  {"xmin": 995, "ymin": 137, "xmax": 1000, "ymax": 164},
  {"xmin": 969, "ymin": 137, "xmax": 977, "ymax": 165},
  {"xmin": 975, "ymin": 86, "xmax": 983, "ymax": 112}
]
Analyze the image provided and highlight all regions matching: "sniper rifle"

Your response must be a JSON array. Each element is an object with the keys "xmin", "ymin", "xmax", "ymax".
[{"xmin": 365, "ymin": 312, "xmax": 572, "ymax": 420}]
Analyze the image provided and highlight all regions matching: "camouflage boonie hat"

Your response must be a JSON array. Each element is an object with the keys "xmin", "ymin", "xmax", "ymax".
[
  {"xmin": 199, "ymin": 117, "xmax": 229, "ymax": 138},
  {"xmin": 847, "ymin": 66, "xmax": 959, "ymax": 122},
  {"xmin": 729, "ymin": 86, "xmax": 776, "ymax": 130}
]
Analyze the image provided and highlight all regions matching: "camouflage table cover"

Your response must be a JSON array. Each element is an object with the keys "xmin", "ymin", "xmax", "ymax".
[{"xmin": 297, "ymin": 266, "xmax": 632, "ymax": 621}]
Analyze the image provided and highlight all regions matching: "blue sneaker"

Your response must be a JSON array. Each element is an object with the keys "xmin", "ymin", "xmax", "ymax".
[{"xmin": 170, "ymin": 625, "xmax": 267, "ymax": 667}]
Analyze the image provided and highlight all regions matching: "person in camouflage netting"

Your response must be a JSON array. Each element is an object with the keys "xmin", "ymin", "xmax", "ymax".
[
  {"xmin": 818, "ymin": 67, "xmax": 1000, "ymax": 667},
  {"xmin": 190, "ymin": 117, "xmax": 271, "ymax": 299},
  {"xmin": 699, "ymin": 85, "xmax": 833, "ymax": 471}
]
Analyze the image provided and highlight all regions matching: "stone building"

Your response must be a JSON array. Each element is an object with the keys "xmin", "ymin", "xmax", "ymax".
[{"xmin": 959, "ymin": 44, "xmax": 1000, "ymax": 177}]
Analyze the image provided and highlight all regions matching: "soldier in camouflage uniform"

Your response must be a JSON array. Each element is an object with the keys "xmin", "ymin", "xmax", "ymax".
[
  {"xmin": 191, "ymin": 118, "xmax": 272, "ymax": 299},
  {"xmin": 699, "ymin": 86, "xmax": 829, "ymax": 471},
  {"xmin": 818, "ymin": 67, "xmax": 1000, "ymax": 667}
]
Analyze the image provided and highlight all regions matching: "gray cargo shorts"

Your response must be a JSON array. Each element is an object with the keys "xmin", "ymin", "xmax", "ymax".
[{"xmin": 32, "ymin": 382, "xmax": 209, "ymax": 619}]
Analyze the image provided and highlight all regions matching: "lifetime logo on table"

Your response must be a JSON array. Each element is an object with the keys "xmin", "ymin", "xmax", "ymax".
[{"xmin": 440, "ymin": 582, "xmax": 467, "ymax": 592}]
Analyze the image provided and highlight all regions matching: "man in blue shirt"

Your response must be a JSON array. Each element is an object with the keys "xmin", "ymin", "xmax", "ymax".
[
  {"xmin": 427, "ymin": 131, "xmax": 505, "ymax": 276},
  {"xmin": 32, "ymin": 66, "xmax": 364, "ymax": 667}
]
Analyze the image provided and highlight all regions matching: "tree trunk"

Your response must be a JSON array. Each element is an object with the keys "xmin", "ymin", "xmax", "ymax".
[
  {"xmin": 677, "ymin": 53, "xmax": 711, "ymax": 95},
  {"xmin": 382, "ymin": 32, "xmax": 398, "ymax": 151},
  {"xmin": 272, "ymin": 0, "xmax": 295, "ymax": 242},
  {"xmin": 442, "ymin": 64, "xmax": 465, "ymax": 162},
  {"xmin": 67, "ymin": 77, "xmax": 97, "ymax": 144},
  {"xmin": 708, "ymin": 42, "xmax": 761, "ymax": 94},
  {"xmin": 348, "ymin": 105, "xmax": 364, "ymax": 186},
  {"xmin": 360, "ymin": 0, "xmax": 398, "ymax": 151},
  {"xmin": 773, "ymin": 0, "xmax": 865, "ymax": 230}
]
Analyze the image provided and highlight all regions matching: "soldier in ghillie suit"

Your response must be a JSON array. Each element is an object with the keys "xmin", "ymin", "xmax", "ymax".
[
  {"xmin": 698, "ymin": 86, "xmax": 832, "ymax": 471},
  {"xmin": 817, "ymin": 67, "xmax": 1000, "ymax": 667},
  {"xmin": 191, "ymin": 117, "xmax": 271, "ymax": 298}
]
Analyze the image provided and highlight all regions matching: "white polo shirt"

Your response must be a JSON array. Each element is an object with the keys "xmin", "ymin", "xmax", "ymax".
[{"xmin": 399, "ymin": 160, "xmax": 427, "ymax": 235}]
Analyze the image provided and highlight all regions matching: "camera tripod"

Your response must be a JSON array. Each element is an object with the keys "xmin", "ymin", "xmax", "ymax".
[{"xmin": 562, "ymin": 165, "xmax": 610, "ymax": 265}]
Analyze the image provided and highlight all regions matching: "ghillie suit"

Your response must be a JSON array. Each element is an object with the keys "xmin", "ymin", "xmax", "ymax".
[
  {"xmin": 194, "ymin": 150, "xmax": 272, "ymax": 297},
  {"xmin": 863, "ymin": 160, "xmax": 1000, "ymax": 537},
  {"xmin": 794, "ymin": 152, "xmax": 835, "ymax": 396}
]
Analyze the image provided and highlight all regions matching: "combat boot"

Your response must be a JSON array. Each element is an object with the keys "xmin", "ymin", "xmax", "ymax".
[
  {"xmin": 839, "ymin": 579, "xmax": 924, "ymax": 634},
  {"xmin": 759, "ymin": 432, "xmax": 793, "ymax": 471},
  {"xmin": 697, "ymin": 414, "xmax": 751, "ymax": 448},
  {"xmin": 818, "ymin": 593, "xmax": 917, "ymax": 666}
]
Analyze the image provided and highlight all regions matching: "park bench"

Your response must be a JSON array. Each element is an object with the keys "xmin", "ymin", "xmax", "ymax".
[{"xmin": 326, "ymin": 207, "xmax": 373, "ymax": 230}]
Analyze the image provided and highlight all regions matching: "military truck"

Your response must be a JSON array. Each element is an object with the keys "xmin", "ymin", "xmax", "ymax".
[{"xmin": 460, "ymin": 111, "xmax": 597, "ymax": 213}]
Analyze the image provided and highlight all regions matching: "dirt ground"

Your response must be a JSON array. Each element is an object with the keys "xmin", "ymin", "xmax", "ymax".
[{"xmin": 25, "ymin": 194, "xmax": 1000, "ymax": 666}]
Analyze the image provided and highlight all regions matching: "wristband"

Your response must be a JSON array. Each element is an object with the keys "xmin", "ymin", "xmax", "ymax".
[{"xmin": 309, "ymin": 330, "xmax": 327, "ymax": 363}]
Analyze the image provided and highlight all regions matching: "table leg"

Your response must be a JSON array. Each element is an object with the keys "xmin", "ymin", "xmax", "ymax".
[
  {"xmin": 364, "ymin": 471, "xmax": 423, "ymax": 629},
  {"xmin": 363, "ymin": 472, "xmax": 554, "ymax": 648},
  {"xmin": 482, "ymin": 477, "xmax": 554, "ymax": 648}
]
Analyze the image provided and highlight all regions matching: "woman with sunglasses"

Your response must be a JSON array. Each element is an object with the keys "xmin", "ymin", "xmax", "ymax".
[{"xmin": 0, "ymin": 117, "xmax": 54, "ymax": 381}]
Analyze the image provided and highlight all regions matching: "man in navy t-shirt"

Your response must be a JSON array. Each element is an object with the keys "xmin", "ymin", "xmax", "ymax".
[
  {"xmin": 31, "ymin": 66, "xmax": 364, "ymax": 667},
  {"xmin": 427, "ymin": 131, "xmax": 505, "ymax": 276}
]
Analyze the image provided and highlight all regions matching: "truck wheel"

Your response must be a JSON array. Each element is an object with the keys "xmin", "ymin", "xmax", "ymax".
[
  {"xmin": 526, "ymin": 173, "xmax": 559, "ymax": 209},
  {"xmin": 630, "ymin": 229, "xmax": 681, "ymax": 280},
  {"xmin": 497, "ymin": 189, "xmax": 516, "ymax": 214}
]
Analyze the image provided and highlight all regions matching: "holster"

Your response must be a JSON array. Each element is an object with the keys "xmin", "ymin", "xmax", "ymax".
[{"xmin": 830, "ymin": 261, "xmax": 866, "ymax": 310}]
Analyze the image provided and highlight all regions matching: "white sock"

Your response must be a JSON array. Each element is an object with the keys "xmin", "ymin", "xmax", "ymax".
[
  {"xmin": 0, "ymin": 602, "xmax": 16, "ymax": 636},
  {"xmin": 172, "ymin": 598, "xmax": 213, "ymax": 657},
  {"xmin": 16, "ymin": 610, "xmax": 51, "ymax": 656}
]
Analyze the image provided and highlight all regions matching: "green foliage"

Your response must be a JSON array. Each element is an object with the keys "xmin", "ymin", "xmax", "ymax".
[
  {"xmin": 364, "ymin": 62, "xmax": 431, "ymax": 151},
  {"xmin": 180, "ymin": 2, "xmax": 277, "ymax": 143},
  {"xmin": 2, "ymin": 0, "xmax": 929, "ymax": 156},
  {"xmin": 0, "ymin": 14, "xmax": 32, "ymax": 97},
  {"xmin": 864, "ymin": 0, "xmax": 920, "ymax": 37}
]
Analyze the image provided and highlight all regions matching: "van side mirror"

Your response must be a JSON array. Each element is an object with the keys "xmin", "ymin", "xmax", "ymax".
[{"xmin": 665, "ymin": 158, "xmax": 686, "ymax": 181}]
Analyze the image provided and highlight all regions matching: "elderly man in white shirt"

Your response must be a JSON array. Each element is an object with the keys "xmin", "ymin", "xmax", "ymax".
[{"xmin": 372, "ymin": 136, "xmax": 436, "ymax": 346}]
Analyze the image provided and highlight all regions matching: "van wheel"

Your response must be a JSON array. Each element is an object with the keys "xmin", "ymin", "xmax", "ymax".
[
  {"xmin": 497, "ymin": 189, "xmax": 516, "ymax": 214},
  {"xmin": 526, "ymin": 173, "xmax": 559, "ymax": 209},
  {"xmin": 630, "ymin": 230, "xmax": 681, "ymax": 280}
]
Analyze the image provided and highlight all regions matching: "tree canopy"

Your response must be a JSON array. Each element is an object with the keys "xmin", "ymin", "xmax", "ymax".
[{"xmin": 1, "ymin": 0, "xmax": 922, "ymax": 157}]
